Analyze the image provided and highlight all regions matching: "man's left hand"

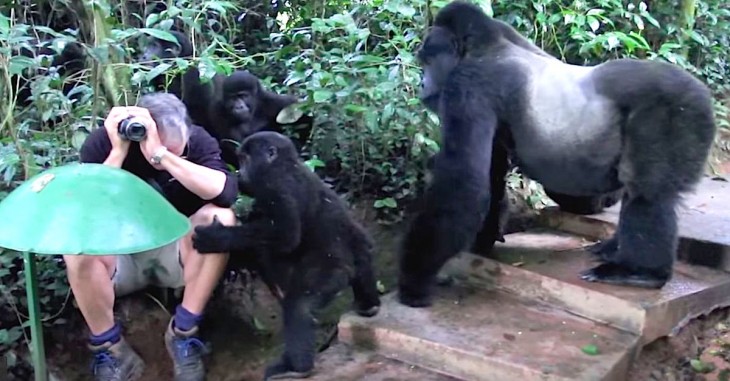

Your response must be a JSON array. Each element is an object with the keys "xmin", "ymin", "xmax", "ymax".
[{"xmin": 135, "ymin": 108, "xmax": 164, "ymax": 166}]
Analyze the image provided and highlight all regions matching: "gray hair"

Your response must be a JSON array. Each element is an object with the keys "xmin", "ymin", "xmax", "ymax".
[{"xmin": 137, "ymin": 93, "xmax": 191, "ymax": 147}]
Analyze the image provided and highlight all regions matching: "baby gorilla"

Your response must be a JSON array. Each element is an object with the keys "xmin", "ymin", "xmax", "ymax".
[{"xmin": 192, "ymin": 131, "xmax": 381, "ymax": 380}]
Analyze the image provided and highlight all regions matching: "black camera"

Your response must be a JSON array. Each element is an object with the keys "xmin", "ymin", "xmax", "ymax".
[{"xmin": 117, "ymin": 116, "xmax": 147, "ymax": 142}]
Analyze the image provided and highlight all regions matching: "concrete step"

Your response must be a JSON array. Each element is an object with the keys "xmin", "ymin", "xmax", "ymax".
[
  {"xmin": 308, "ymin": 342, "xmax": 461, "ymax": 381},
  {"xmin": 440, "ymin": 229, "xmax": 730, "ymax": 344},
  {"xmin": 338, "ymin": 285, "xmax": 639, "ymax": 381},
  {"xmin": 328, "ymin": 178, "xmax": 730, "ymax": 381},
  {"xmin": 539, "ymin": 176, "xmax": 730, "ymax": 271}
]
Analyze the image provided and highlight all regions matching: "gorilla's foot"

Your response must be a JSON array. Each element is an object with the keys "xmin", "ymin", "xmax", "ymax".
[
  {"xmin": 397, "ymin": 286, "xmax": 434, "ymax": 308},
  {"xmin": 264, "ymin": 357, "xmax": 313, "ymax": 380},
  {"xmin": 586, "ymin": 236, "xmax": 618, "ymax": 260},
  {"xmin": 580, "ymin": 262, "xmax": 670, "ymax": 289},
  {"xmin": 355, "ymin": 304, "xmax": 380, "ymax": 317},
  {"xmin": 435, "ymin": 273, "xmax": 454, "ymax": 286}
]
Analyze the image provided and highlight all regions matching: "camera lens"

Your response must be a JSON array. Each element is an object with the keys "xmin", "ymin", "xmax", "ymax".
[{"xmin": 118, "ymin": 117, "xmax": 147, "ymax": 142}]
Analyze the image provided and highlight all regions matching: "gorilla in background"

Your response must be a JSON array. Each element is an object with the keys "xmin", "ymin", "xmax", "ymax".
[
  {"xmin": 398, "ymin": 1, "xmax": 716, "ymax": 308},
  {"xmin": 138, "ymin": 32, "xmax": 312, "ymax": 167},
  {"xmin": 12, "ymin": 39, "xmax": 86, "ymax": 108},
  {"xmin": 191, "ymin": 131, "xmax": 381, "ymax": 380},
  {"xmin": 137, "ymin": 30, "xmax": 217, "ymax": 129},
  {"xmin": 211, "ymin": 70, "xmax": 313, "ymax": 168}
]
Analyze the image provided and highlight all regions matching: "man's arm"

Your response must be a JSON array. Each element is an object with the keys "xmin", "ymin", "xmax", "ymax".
[
  {"xmin": 157, "ymin": 129, "xmax": 238, "ymax": 206},
  {"xmin": 79, "ymin": 128, "xmax": 117, "ymax": 165},
  {"xmin": 80, "ymin": 108, "xmax": 134, "ymax": 167}
]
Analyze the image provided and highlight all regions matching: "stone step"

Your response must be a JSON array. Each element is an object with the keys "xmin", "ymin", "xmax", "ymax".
[
  {"xmin": 308, "ymin": 342, "xmax": 461, "ymax": 381},
  {"xmin": 539, "ymin": 176, "xmax": 730, "ymax": 271},
  {"xmin": 338, "ymin": 285, "xmax": 639, "ymax": 381},
  {"xmin": 440, "ymin": 229, "xmax": 730, "ymax": 344}
]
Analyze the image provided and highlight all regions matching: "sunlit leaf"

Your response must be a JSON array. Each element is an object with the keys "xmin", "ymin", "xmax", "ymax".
[
  {"xmin": 313, "ymin": 90, "xmax": 333, "ymax": 103},
  {"xmin": 8, "ymin": 56, "xmax": 35, "ymax": 76},
  {"xmin": 144, "ymin": 62, "xmax": 172, "ymax": 82},
  {"xmin": 138, "ymin": 28, "xmax": 178, "ymax": 44}
]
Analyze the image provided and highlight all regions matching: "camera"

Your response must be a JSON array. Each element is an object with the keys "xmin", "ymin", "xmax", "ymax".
[{"xmin": 117, "ymin": 116, "xmax": 147, "ymax": 142}]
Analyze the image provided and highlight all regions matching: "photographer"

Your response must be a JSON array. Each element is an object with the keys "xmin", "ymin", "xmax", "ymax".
[{"xmin": 64, "ymin": 92, "xmax": 238, "ymax": 381}]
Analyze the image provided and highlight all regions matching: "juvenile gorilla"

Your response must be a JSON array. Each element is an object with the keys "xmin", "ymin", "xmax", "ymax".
[
  {"xmin": 192, "ymin": 131, "xmax": 381, "ymax": 380},
  {"xmin": 210, "ymin": 70, "xmax": 312, "ymax": 167},
  {"xmin": 399, "ymin": 1, "xmax": 716, "ymax": 307}
]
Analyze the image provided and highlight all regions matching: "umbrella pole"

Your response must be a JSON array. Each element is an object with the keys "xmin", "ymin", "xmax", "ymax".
[{"xmin": 23, "ymin": 251, "xmax": 48, "ymax": 381}]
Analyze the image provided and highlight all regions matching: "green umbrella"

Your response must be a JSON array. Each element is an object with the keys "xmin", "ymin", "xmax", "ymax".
[{"xmin": 0, "ymin": 163, "xmax": 191, "ymax": 381}]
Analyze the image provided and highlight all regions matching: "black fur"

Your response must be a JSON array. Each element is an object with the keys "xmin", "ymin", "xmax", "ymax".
[
  {"xmin": 191, "ymin": 131, "xmax": 380, "ymax": 380},
  {"xmin": 210, "ymin": 70, "xmax": 312, "ymax": 168},
  {"xmin": 399, "ymin": 1, "xmax": 716, "ymax": 307},
  {"xmin": 137, "ymin": 30, "xmax": 216, "ymax": 130},
  {"xmin": 12, "ymin": 39, "xmax": 86, "ymax": 108},
  {"xmin": 545, "ymin": 188, "xmax": 623, "ymax": 215},
  {"xmin": 138, "ymin": 32, "xmax": 312, "ymax": 167}
]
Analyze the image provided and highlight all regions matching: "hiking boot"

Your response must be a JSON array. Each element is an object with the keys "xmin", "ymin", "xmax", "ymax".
[
  {"xmin": 88, "ymin": 337, "xmax": 145, "ymax": 381},
  {"xmin": 164, "ymin": 318, "xmax": 210, "ymax": 381}
]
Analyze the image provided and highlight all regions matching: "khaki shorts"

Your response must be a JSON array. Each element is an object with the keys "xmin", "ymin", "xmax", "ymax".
[{"xmin": 111, "ymin": 240, "xmax": 185, "ymax": 297}]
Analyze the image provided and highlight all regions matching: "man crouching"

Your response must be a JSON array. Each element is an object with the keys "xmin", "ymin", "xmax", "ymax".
[{"xmin": 63, "ymin": 92, "xmax": 238, "ymax": 381}]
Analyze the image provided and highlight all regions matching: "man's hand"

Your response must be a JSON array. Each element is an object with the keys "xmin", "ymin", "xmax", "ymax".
[
  {"xmin": 103, "ymin": 107, "xmax": 134, "ymax": 157},
  {"xmin": 126, "ymin": 108, "xmax": 164, "ymax": 165}
]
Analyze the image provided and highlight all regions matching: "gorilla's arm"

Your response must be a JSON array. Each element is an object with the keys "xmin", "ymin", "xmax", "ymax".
[
  {"xmin": 192, "ymin": 195, "xmax": 302, "ymax": 254},
  {"xmin": 399, "ymin": 62, "xmax": 499, "ymax": 307},
  {"xmin": 258, "ymin": 90, "xmax": 298, "ymax": 124}
]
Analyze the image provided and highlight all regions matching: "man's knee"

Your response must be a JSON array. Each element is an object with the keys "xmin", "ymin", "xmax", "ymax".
[
  {"xmin": 190, "ymin": 204, "xmax": 236, "ymax": 227},
  {"xmin": 63, "ymin": 254, "xmax": 115, "ymax": 279}
]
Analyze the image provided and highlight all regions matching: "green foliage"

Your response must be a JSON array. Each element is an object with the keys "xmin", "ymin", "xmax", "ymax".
[{"xmin": 266, "ymin": 0, "xmax": 440, "ymax": 222}]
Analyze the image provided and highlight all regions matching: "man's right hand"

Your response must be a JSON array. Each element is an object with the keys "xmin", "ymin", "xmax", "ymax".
[
  {"xmin": 101, "ymin": 106, "xmax": 134, "ymax": 168},
  {"xmin": 104, "ymin": 106, "xmax": 133, "ymax": 156}
]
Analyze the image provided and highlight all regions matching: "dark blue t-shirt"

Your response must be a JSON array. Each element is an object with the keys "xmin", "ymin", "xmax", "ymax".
[{"xmin": 79, "ymin": 124, "xmax": 238, "ymax": 217}]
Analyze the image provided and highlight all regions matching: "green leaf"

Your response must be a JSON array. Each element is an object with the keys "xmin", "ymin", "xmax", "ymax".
[
  {"xmin": 8, "ymin": 56, "xmax": 36, "ymax": 76},
  {"xmin": 374, "ymin": 197, "xmax": 397, "ymax": 209},
  {"xmin": 138, "ymin": 28, "xmax": 178, "ymax": 44},
  {"xmin": 304, "ymin": 158, "xmax": 325, "ymax": 172},
  {"xmin": 145, "ymin": 63, "xmax": 172, "ymax": 82},
  {"xmin": 344, "ymin": 104, "xmax": 368, "ymax": 114},
  {"xmin": 581, "ymin": 344, "xmax": 599, "ymax": 355},
  {"xmin": 252, "ymin": 316, "xmax": 268, "ymax": 331},
  {"xmin": 276, "ymin": 103, "xmax": 306, "ymax": 124},
  {"xmin": 396, "ymin": 4, "xmax": 416, "ymax": 17},
  {"xmin": 313, "ymin": 90, "xmax": 333, "ymax": 103},
  {"xmin": 0, "ymin": 13, "xmax": 10, "ymax": 33},
  {"xmin": 690, "ymin": 359, "xmax": 715, "ymax": 373},
  {"xmin": 376, "ymin": 280, "xmax": 386, "ymax": 294},
  {"xmin": 587, "ymin": 16, "xmax": 600, "ymax": 32}
]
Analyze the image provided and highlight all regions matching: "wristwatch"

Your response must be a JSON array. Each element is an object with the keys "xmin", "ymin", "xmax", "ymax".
[{"xmin": 151, "ymin": 146, "xmax": 168, "ymax": 165}]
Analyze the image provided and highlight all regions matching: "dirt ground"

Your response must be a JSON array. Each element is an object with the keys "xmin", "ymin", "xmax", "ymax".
[{"xmin": 13, "ymin": 172, "xmax": 730, "ymax": 380}]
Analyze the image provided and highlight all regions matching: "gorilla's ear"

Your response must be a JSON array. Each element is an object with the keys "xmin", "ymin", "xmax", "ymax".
[{"xmin": 266, "ymin": 146, "xmax": 279, "ymax": 163}]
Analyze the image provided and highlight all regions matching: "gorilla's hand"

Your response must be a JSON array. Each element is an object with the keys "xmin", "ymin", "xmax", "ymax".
[{"xmin": 192, "ymin": 215, "xmax": 232, "ymax": 254}]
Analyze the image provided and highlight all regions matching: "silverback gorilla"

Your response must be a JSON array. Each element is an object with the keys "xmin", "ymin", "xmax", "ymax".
[
  {"xmin": 191, "ymin": 131, "xmax": 381, "ymax": 380},
  {"xmin": 398, "ymin": 1, "xmax": 716, "ymax": 307}
]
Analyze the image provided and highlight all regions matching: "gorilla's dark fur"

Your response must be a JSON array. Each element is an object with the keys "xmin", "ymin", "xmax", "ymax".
[
  {"xmin": 192, "ymin": 131, "xmax": 381, "ymax": 380},
  {"xmin": 138, "ymin": 32, "xmax": 312, "ymax": 167},
  {"xmin": 12, "ymin": 40, "xmax": 86, "ymax": 108},
  {"xmin": 137, "ymin": 30, "xmax": 215, "ymax": 130},
  {"xmin": 398, "ymin": 1, "xmax": 716, "ymax": 307},
  {"xmin": 210, "ymin": 70, "xmax": 312, "ymax": 167}
]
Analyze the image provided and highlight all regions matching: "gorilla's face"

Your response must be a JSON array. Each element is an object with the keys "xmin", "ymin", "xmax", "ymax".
[{"xmin": 417, "ymin": 26, "xmax": 460, "ymax": 111}]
